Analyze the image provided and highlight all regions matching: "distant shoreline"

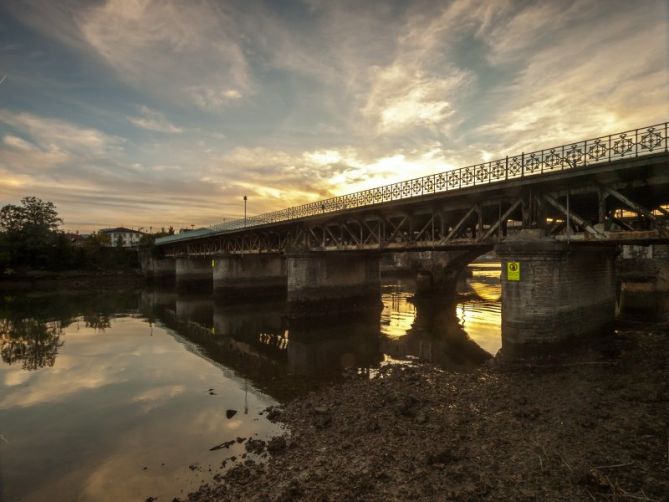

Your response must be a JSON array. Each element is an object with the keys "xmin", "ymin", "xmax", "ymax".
[{"xmin": 0, "ymin": 269, "xmax": 145, "ymax": 291}]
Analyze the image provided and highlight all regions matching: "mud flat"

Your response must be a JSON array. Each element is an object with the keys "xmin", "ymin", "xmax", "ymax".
[{"xmin": 181, "ymin": 322, "xmax": 668, "ymax": 501}]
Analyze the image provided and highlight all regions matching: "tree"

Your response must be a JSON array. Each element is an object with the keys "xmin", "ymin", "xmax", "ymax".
[
  {"xmin": 0, "ymin": 196, "xmax": 62, "ymax": 234},
  {"xmin": 0, "ymin": 204, "xmax": 24, "ymax": 233},
  {"xmin": 0, "ymin": 196, "xmax": 63, "ymax": 267}
]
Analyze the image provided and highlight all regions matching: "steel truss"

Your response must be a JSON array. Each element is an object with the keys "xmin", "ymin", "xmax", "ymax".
[
  {"xmin": 158, "ymin": 122, "xmax": 668, "ymax": 247},
  {"xmin": 163, "ymin": 178, "xmax": 669, "ymax": 258}
]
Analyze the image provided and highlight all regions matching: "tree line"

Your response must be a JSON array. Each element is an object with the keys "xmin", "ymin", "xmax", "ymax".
[{"xmin": 0, "ymin": 196, "xmax": 170, "ymax": 273}]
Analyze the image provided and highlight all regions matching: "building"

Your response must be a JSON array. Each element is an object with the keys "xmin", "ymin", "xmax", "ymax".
[{"xmin": 100, "ymin": 227, "xmax": 146, "ymax": 248}]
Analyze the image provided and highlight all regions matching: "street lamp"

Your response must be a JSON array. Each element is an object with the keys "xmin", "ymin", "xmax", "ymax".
[{"xmin": 243, "ymin": 195, "xmax": 247, "ymax": 227}]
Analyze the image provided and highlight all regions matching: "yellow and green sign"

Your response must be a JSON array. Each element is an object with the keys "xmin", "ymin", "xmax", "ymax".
[{"xmin": 507, "ymin": 261, "xmax": 520, "ymax": 281}]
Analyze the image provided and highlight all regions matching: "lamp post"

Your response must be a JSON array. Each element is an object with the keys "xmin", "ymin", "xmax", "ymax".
[{"xmin": 243, "ymin": 195, "xmax": 247, "ymax": 227}]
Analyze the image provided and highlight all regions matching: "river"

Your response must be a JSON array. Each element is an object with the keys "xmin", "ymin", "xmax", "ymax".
[{"xmin": 0, "ymin": 264, "xmax": 500, "ymax": 501}]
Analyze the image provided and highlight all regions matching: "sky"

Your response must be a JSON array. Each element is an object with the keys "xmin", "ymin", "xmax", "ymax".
[{"xmin": 0, "ymin": 0, "xmax": 667, "ymax": 232}]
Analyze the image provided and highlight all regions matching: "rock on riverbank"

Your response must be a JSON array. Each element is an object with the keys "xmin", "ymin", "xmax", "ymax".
[{"xmin": 182, "ymin": 323, "xmax": 669, "ymax": 501}]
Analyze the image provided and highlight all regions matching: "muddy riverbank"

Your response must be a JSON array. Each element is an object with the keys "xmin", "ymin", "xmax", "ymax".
[{"xmin": 182, "ymin": 322, "xmax": 668, "ymax": 501}]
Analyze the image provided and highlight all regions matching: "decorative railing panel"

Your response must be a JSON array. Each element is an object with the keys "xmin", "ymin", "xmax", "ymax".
[{"xmin": 157, "ymin": 122, "xmax": 668, "ymax": 245}]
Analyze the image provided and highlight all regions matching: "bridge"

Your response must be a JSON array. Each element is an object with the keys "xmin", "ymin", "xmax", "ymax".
[{"xmin": 147, "ymin": 122, "xmax": 669, "ymax": 355}]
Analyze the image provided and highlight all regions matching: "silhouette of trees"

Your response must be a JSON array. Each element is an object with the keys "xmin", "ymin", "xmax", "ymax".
[
  {"xmin": 0, "ymin": 196, "xmax": 140, "ymax": 271},
  {"xmin": 0, "ymin": 197, "xmax": 63, "ymax": 268}
]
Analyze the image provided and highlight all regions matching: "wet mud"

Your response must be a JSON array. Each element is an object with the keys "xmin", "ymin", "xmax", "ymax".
[{"xmin": 181, "ymin": 322, "xmax": 668, "ymax": 501}]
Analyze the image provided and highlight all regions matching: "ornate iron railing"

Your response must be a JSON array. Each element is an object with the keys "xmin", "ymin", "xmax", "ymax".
[{"xmin": 156, "ymin": 122, "xmax": 668, "ymax": 245}]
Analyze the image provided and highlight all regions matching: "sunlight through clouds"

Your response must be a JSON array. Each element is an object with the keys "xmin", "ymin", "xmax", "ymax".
[{"xmin": 0, "ymin": 0, "xmax": 667, "ymax": 230}]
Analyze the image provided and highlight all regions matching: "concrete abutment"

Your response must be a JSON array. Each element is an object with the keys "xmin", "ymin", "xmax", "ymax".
[
  {"xmin": 213, "ymin": 254, "xmax": 286, "ymax": 301},
  {"xmin": 496, "ymin": 240, "xmax": 617, "ymax": 355},
  {"xmin": 176, "ymin": 257, "xmax": 213, "ymax": 293}
]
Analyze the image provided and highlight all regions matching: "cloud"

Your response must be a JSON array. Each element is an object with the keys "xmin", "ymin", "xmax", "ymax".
[
  {"xmin": 1, "ymin": 0, "xmax": 667, "ymax": 232},
  {"xmin": 365, "ymin": 66, "xmax": 471, "ymax": 133},
  {"xmin": 3, "ymin": 134, "xmax": 35, "ymax": 150},
  {"xmin": 471, "ymin": 0, "xmax": 669, "ymax": 153},
  {"xmin": 127, "ymin": 106, "xmax": 182, "ymax": 133},
  {"xmin": 0, "ymin": 109, "xmax": 122, "ymax": 156},
  {"xmin": 210, "ymin": 144, "xmax": 457, "ymax": 204},
  {"xmin": 7, "ymin": 0, "xmax": 252, "ymax": 110}
]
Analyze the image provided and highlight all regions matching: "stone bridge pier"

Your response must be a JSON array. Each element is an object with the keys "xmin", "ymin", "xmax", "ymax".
[
  {"xmin": 286, "ymin": 251, "xmax": 381, "ymax": 317},
  {"xmin": 176, "ymin": 257, "xmax": 213, "ymax": 293},
  {"xmin": 213, "ymin": 254, "xmax": 286, "ymax": 300},
  {"xmin": 496, "ymin": 239, "xmax": 617, "ymax": 355}
]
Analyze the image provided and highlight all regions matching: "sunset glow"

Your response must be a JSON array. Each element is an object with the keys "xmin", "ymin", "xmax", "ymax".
[{"xmin": 1, "ymin": 0, "xmax": 667, "ymax": 231}]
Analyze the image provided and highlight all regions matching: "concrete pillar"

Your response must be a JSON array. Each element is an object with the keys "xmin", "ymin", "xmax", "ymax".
[
  {"xmin": 176, "ymin": 257, "xmax": 212, "ymax": 293},
  {"xmin": 213, "ymin": 254, "xmax": 286, "ymax": 301},
  {"xmin": 151, "ymin": 257, "xmax": 176, "ymax": 284},
  {"xmin": 618, "ymin": 244, "xmax": 669, "ymax": 319},
  {"xmin": 286, "ymin": 251, "xmax": 381, "ymax": 317},
  {"xmin": 495, "ymin": 240, "xmax": 617, "ymax": 355},
  {"xmin": 139, "ymin": 251, "xmax": 175, "ymax": 284}
]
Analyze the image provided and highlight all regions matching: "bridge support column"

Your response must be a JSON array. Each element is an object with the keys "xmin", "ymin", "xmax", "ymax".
[
  {"xmin": 618, "ymin": 244, "xmax": 669, "ymax": 319},
  {"xmin": 176, "ymin": 257, "xmax": 212, "ymax": 293},
  {"xmin": 150, "ymin": 257, "xmax": 176, "ymax": 284},
  {"xmin": 495, "ymin": 240, "xmax": 617, "ymax": 355},
  {"xmin": 213, "ymin": 254, "xmax": 286, "ymax": 301},
  {"xmin": 139, "ymin": 252, "xmax": 175, "ymax": 284},
  {"xmin": 286, "ymin": 251, "xmax": 381, "ymax": 317}
]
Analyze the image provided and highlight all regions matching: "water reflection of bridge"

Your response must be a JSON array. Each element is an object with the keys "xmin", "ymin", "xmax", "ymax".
[
  {"xmin": 140, "ymin": 290, "xmax": 384, "ymax": 400},
  {"xmin": 139, "ymin": 283, "xmax": 498, "ymax": 399}
]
